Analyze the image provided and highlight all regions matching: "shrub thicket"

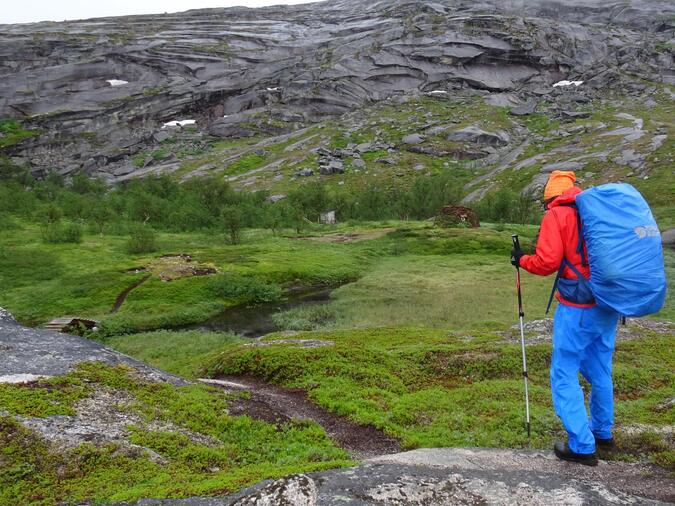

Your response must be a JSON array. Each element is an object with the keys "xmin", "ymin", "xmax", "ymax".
[
  {"xmin": 0, "ymin": 169, "xmax": 541, "ymax": 244},
  {"xmin": 474, "ymin": 189, "xmax": 541, "ymax": 225},
  {"xmin": 207, "ymin": 274, "xmax": 282, "ymax": 303},
  {"xmin": 125, "ymin": 225, "xmax": 157, "ymax": 254}
]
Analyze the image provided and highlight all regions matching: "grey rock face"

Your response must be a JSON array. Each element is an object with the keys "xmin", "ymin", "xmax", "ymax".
[
  {"xmin": 230, "ymin": 474, "xmax": 317, "ymax": 506},
  {"xmin": 509, "ymin": 100, "xmax": 538, "ymax": 116},
  {"xmin": 140, "ymin": 448, "xmax": 673, "ymax": 504},
  {"xmin": 1, "ymin": 0, "xmax": 672, "ymax": 179},
  {"xmin": 0, "ymin": 307, "xmax": 186, "ymax": 385},
  {"xmin": 662, "ymin": 228, "xmax": 675, "ymax": 247},
  {"xmin": 541, "ymin": 160, "xmax": 585, "ymax": 172}
]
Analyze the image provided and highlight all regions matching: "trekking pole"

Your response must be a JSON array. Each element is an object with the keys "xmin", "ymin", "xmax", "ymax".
[{"xmin": 512, "ymin": 234, "xmax": 531, "ymax": 438}]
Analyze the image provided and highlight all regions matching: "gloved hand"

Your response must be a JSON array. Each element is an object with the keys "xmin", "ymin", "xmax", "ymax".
[{"xmin": 511, "ymin": 247, "xmax": 524, "ymax": 267}]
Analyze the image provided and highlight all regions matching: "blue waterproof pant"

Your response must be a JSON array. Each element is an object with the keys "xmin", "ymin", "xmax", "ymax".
[{"xmin": 551, "ymin": 303, "xmax": 619, "ymax": 454}]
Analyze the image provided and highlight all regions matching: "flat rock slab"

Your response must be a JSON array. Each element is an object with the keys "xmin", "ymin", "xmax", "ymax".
[
  {"xmin": 0, "ymin": 307, "xmax": 186, "ymax": 385},
  {"xmin": 135, "ymin": 448, "xmax": 673, "ymax": 505}
]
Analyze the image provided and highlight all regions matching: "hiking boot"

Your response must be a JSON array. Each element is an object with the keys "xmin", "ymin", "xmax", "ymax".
[
  {"xmin": 594, "ymin": 436, "xmax": 617, "ymax": 452},
  {"xmin": 554, "ymin": 441, "xmax": 598, "ymax": 466}
]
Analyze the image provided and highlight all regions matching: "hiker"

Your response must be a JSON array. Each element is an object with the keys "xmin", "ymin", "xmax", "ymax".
[{"xmin": 511, "ymin": 170, "xmax": 618, "ymax": 466}]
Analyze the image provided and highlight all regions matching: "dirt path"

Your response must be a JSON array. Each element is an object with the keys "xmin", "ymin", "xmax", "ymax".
[
  {"xmin": 111, "ymin": 274, "xmax": 151, "ymax": 313},
  {"xmin": 199, "ymin": 376, "xmax": 402, "ymax": 459}
]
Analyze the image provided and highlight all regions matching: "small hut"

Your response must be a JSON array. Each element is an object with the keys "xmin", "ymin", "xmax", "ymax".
[
  {"xmin": 320, "ymin": 210, "xmax": 337, "ymax": 225},
  {"xmin": 45, "ymin": 317, "xmax": 98, "ymax": 334}
]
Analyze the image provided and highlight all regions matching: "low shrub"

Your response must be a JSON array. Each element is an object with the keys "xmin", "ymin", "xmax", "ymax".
[
  {"xmin": 272, "ymin": 304, "xmax": 337, "ymax": 331},
  {"xmin": 207, "ymin": 273, "xmax": 282, "ymax": 304},
  {"xmin": 42, "ymin": 222, "xmax": 83, "ymax": 244},
  {"xmin": 125, "ymin": 225, "xmax": 157, "ymax": 254}
]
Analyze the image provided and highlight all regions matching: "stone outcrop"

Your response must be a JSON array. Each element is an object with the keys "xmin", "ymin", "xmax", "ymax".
[
  {"xmin": 1, "ymin": 0, "xmax": 672, "ymax": 180},
  {"xmin": 0, "ymin": 306, "xmax": 184, "ymax": 385},
  {"xmin": 137, "ymin": 448, "xmax": 674, "ymax": 504}
]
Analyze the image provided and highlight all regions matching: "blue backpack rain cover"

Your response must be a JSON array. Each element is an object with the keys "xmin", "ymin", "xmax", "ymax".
[{"xmin": 575, "ymin": 183, "xmax": 667, "ymax": 317}]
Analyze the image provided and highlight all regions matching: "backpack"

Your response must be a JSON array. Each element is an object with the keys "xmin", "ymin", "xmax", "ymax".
[{"xmin": 547, "ymin": 183, "xmax": 666, "ymax": 317}]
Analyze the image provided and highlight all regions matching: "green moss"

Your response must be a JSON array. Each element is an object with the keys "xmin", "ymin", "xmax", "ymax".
[
  {"xmin": 206, "ymin": 329, "xmax": 674, "ymax": 454},
  {"xmin": 0, "ymin": 363, "xmax": 352, "ymax": 505},
  {"xmin": 104, "ymin": 330, "xmax": 243, "ymax": 378},
  {"xmin": 0, "ymin": 376, "xmax": 90, "ymax": 417},
  {"xmin": 223, "ymin": 152, "xmax": 267, "ymax": 175},
  {"xmin": 521, "ymin": 113, "xmax": 559, "ymax": 134},
  {"xmin": 0, "ymin": 119, "xmax": 40, "ymax": 149},
  {"xmin": 142, "ymin": 86, "xmax": 166, "ymax": 97}
]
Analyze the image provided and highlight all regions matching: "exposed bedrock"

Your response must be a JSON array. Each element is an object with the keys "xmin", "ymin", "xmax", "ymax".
[{"xmin": 1, "ymin": 0, "xmax": 673, "ymax": 179}]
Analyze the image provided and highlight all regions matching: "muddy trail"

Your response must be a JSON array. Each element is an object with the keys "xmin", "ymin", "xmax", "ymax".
[
  {"xmin": 199, "ymin": 376, "xmax": 402, "ymax": 460},
  {"xmin": 111, "ymin": 274, "xmax": 151, "ymax": 313}
]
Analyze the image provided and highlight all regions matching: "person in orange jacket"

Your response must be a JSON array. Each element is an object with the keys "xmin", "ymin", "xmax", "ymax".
[{"xmin": 511, "ymin": 170, "xmax": 619, "ymax": 466}]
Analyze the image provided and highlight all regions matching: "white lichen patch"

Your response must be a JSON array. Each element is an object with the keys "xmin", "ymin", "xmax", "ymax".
[
  {"xmin": 231, "ymin": 474, "xmax": 317, "ymax": 506},
  {"xmin": 18, "ymin": 387, "xmax": 221, "ymax": 457},
  {"xmin": 0, "ymin": 373, "xmax": 50, "ymax": 384}
]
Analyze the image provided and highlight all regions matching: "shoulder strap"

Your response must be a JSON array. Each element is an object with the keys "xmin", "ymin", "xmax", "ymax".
[
  {"xmin": 546, "ymin": 260, "xmax": 566, "ymax": 314},
  {"xmin": 545, "ymin": 258, "xmax": 592, "ymax": 314}
]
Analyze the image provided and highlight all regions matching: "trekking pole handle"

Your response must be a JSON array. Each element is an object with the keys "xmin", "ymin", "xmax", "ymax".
[{"xmin": 511, "ymin": 234, "xmax": 521, "ymax": 251}]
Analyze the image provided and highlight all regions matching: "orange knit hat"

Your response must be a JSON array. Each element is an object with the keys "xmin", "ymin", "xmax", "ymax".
[{"xmin": 544, "ymin": 170, "xmax": 576, "ymax": 201}]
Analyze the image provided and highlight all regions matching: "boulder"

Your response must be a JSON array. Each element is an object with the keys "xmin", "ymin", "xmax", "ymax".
[
  {"xmin": 662, "ymin": 228, "xmax": 675, "ymax": 248},
  {"xmin": 612, "ymin": 149, "xmax": 645, "ymax": 170},
  {"xmin": 509, "ymin": 100, "xmax": 537, "ymax": 116},
  {"xmin": 446, "ymin": 126, "xmax": 510, "ymax": 147},
  {"xmin": 402, "ymin": 133, "xmax": 425, "ymax": 145},
  {"xmin": 296, "ymin": 168, "xmax": 313, "ymax": 177},
  {"xmin": 560, "ymin": 110, "xmax": 591, "ymax": 119},
  {"xmin": 355, "ymin": 142, "xmax": 374, "ymax": 153},
  {"xmin": 375, "ymin": 157, "xmax": 397, "ymax": 165},
  {"xmin": 153, "ymin": 131, "xmax": 171, "ymax": 143},
  {"xmin": 328, "ymin": 160, "xmax": 344, "ymax": 173},
  {"xmin": 540, "ymin": 161, "xmax": 584, "ymax": 173}
]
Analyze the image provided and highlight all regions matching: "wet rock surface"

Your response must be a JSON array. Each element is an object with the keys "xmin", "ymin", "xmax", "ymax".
[
  {"xmin": 0, "ymin": 306, "xmax": 186, "ymax": 385},
  {"xmin": 1, "ymin": 0, "xmax": 673, "ymax": 180}
]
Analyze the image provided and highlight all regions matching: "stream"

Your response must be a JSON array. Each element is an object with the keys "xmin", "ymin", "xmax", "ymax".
[{"xmin": 190, "ymin": 286, "xmax": 334, "ymax": 337}]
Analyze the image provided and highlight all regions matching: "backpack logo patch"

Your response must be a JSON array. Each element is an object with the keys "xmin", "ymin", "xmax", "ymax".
[{"xmin": 633, "ymin": 225, "xmax": 660, "ymax": 239}]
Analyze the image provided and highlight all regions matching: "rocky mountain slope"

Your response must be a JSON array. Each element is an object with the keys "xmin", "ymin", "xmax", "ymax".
[{"xmin": 1, "ymin": 0, "xmax": 673, "ymax": 196}]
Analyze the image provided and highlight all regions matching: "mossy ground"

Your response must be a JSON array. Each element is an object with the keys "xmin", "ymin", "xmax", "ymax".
[
  {"xmin": 0, "ymin": 363, "xmax": 352, "ymax": 506},
  {"xmin": 0, "ymin": 223, "xmax": 379, "ymax": 331},
  {"xmin": 203, "ymin": 327, "xmax": 674, "ymax": 468}
]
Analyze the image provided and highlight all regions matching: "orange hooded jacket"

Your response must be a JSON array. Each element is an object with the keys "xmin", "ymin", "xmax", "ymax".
[{"xmin": 519, "ymin": 186, "xmax": 595, "ymax": 308}]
